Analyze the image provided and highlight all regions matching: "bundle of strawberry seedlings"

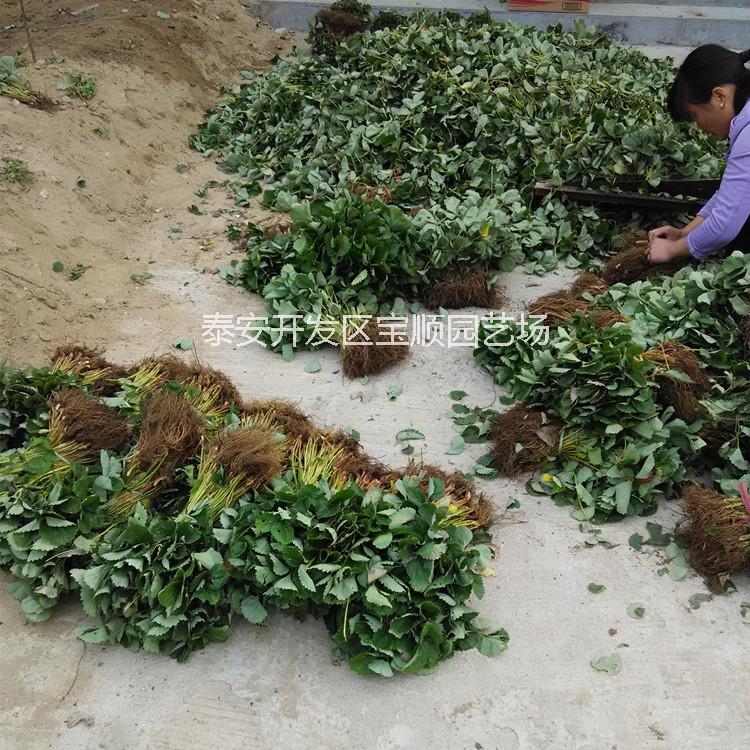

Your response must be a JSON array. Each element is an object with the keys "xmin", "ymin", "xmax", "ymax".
[
  {"xmin": 191, "ymin": 11, "xmax": 722, "ymax": 360},
  {"xmin": 0, "ymin": 348, "xmax": 506, "ymax": 672},
  {"xmin": 472, "ymin": 250, "xmax": 750, "ymax": 584}
]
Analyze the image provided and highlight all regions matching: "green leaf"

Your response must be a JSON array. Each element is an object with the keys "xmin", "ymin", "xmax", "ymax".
[
  {"xmin": 387, "ymin": 384, "xmax": 404, "ymax": 401},
  {"xmin": 156, "ymin": 11, "xmax": 171, "ymax": 20},
  {"xmin": 446, "ymin": 435, "xmax": 465, "ymax": 455},
  {"xmin": 477, "ymin": 630, "xmax": 509, "ymax": 657},
  {"xmin": 396, "ymin": 428, "xmax": 424, "ymax": 442},
  {"xmin": 297, "ymin": 565, "xmax": 316, "ymax": 592},
  {"xmin": 329, "ymin": 575, "xmax": 358, "ymax": 601},
  {"xmin": 281, "ymin": 343, "xmax": 294, "ymax": 362},
  {"xmin": 205, "ymin": 626, "xmax": 228, "ymax": 643},
  {"xmin": 193, "ymin": 548, "xmax": 224, "ymax": 570},
  {"xmin": 417, "ymin": 541, "xmax": 446, "ymax": 560},
  {"xmin": 449, "ymin": 390, "xmax": 468, "ymax": 401},
  {"xmin": 158, "ymin": 580, "xmax": 181, "ymax": 608},
  {"xmin": 367, "ymin": 659, "xmax": 393, "ymax": 677},
  {"xmin": 628, "ymin": 534, "xmax": 643, "ymax": 551},
  {"xmin": 590, "ymin": 654, "xmax": 622, "ymax": 675},
  {"xmin": 667, "ymin": 560, "xmax": 688, "ymax": 581},
  {"xmin": 76, "ymin": 626, "xmax": 110, "ymax": 645},
  {"xmin": 172, "ymin": 339, "xmax": 194, "ymax": 351},
  {"xmin": 688, "ymin": 593, "xmax": 712, "ymax": 610},
  {"xmin": 273, "ymin": 575, "xmax": 298, "ymax": 592},
  {"xmin": 403, "ymin": 621, "xmax": 442, "ymax": 674},
  {"xmin": 365, "ymin": 585, "xmax": 392, "ymax": 608},
  {"xmin": 240, "ymin": 596, "xmax": 268, "ymax": 625},
  {"xmin": 52, "ymin": 261, "xmax": 64, "ymax": 272},
  {"xmin": 627, "ymin": 603, "xmax": 645, "ymax": 619},
  {"xmin": 645, "ymin": 523, "xmax": 671, "ymax": 547},
  {"xmin": 389, "ymin": 507, "xmax": 416, "ymax": 528},
  {"xmin": 405, "ymin": 557, "xmax": 433, "ymax": 592},
  {"xmin": 304, "ymin": 359, "xmax": 321, "ymax": 374},
  {"xmin": 39, "ymin": 522, "xmax": 77, "ymax": 548},
  {"xmin": 614, "ymin": 480, "xmax": 633, "ymax": 515},
  {"xmin": 372, "ymin": 532, "xmax": 392, "ymax": 549},
  {"xmin": 587, "ymin": 583, "xmax": 606, "ymax": 594},
  {"xmin": 350, "ymin": 269, "xmax": 369, "ymax": 286},
  {"xmin": 506, "ymin": 497, "xmax": 520, "ymax": 509}
]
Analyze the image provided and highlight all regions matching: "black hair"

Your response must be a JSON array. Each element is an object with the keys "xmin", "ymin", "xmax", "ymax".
[{"xmin": 668, "ymin": 45, "xmax": 750, "ymax": 122}]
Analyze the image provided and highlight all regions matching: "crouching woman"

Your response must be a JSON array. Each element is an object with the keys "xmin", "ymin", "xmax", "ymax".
[{"xmin": 648, "ymin": 45, "xmax": 750, "ymax": 264}]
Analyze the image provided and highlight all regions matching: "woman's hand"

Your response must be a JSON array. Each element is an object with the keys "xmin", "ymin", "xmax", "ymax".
[
  {"xmin": 646, "ymin": 237, "xmax": 690, "ymax": 264},
  {"xmin": 648, "ymin": 225, "xmax": 684, "ymax": 243}
]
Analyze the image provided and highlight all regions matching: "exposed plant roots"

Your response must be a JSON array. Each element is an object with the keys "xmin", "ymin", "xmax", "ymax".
[
  {"xmin": 381, "ymin": 462, "xmax": 494, "ymax": 529},
  {"xmin": 290, "ymin": 436, "xmax": 349, "ymax": 490},
  {"xmin": 569, "ymin": 272, "xmax": 609, "ymax": 298},
  {"xmin": 593, "ymin": 309, "xmax": 629, "ymax": 329},
  {"xmin": 187, "ymin": 365, "xmax": 242, "ymax": 410},
  {"xmin": 526, "ymin": 291, "xmax": 589, "ymax": 324},
  {"xmin": 424, "ymin": 270, "xmax": 501, "ymax": 310},
  {"xmin": 213, "ymin": 428, "xmax": 283, "ymax": 484},
  {"xmin": 320, "ymin": 428, "xmax": 389, "ymax": 480},
  {"xmin": 642, "ymin": 341, "xmax": 710, "ymax": 421},
  {"xmin": 682, "ymin": 483, "xmax": 750, "ymax": 580},
  {"xmin": 317, "ymin": 9, "xmax": 368, "ymax": 38},
  {"xmin": 698, "ymin": 425, "xmax": 733, "ymax": 457},
  {"xmin": 185, "ymin": 428, "xmax": 284, "ymax": 517},
  {"xmin": 741, "ymin": 317, "xmax": 750, "ymax": 350},
  {"xmin": 643, "ymin": 342, "xmax": 710, "ymax": 391},
  {"xmin": 49, "ymin": 389, "xmax": 131, "ymax": 460},
  {"xmin": 242, "ymin": 399, "xmax": 318, "ymax": 443},
  {"xmin": 348, "ymin": 181, "xmax": 394, "ymax": 204},
  {"xmin": 659, "ymin": 383, "xmax": 702, "ymax": 422},
  {"xmin": 341, "ymin": 318, "xmax": 410, "ymax": 378},
  {"xmin": 263, "ymin": 219, "xmax": 293, "ymax": 239},
  {"xmin": 110, "ymin": 391, "xmax": 204, "ymax": 517},
  {"xmin": 51, "ymin": 344, "xmax": 130, "ymax": 394},
  {"xmin": 139, "ymin": 354, "xmax": 197, "ymax": 386},
  {"xmin": 601, "ymin": 234, "xmax": 689, "ymax": 285},
  {"xmin": 136, "ymin": 391, "xmax": 205, "ymax": 480},
  {"xmin": 28, "ymin": 94, "xmax": 57, "ymax": 112},
  {"xmin": 489, "ymin": 405, "xmax": 557, "ymax": 476},
  {"xmin": 135, "ymin": 356, "xmax": 241, "ymax": 410}
]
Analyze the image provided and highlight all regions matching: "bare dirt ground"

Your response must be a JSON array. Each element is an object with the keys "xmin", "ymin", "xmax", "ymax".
[{"xmin": 1, "ymin": 0, "xmax": 296, "ymax": 367}]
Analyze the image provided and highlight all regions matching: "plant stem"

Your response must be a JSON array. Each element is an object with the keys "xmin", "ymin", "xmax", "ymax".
[{"xmin": 19, "ymin": 1, "xmax": 36, "ymax": 64}]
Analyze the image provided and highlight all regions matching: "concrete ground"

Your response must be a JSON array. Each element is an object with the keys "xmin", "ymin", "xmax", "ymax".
[
  {"xmin": 2, "ymin": 266, "xmax": 749, "ymax": 750},
  {"xmin": 1, "ymin": 4, "xmax": 749, "ymax": 748}
]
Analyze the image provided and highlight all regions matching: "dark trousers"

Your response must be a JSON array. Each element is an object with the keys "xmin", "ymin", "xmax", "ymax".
[{"xmin": 726, "ymin": 216, "xmax": 750, "ymax": 251}]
